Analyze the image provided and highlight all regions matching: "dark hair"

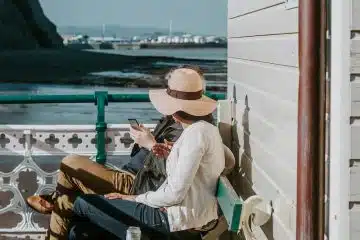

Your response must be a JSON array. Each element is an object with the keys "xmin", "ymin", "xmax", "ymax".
[{"xmin": 174, "ymin": 111, "xmax": 215, "ymax": 125}]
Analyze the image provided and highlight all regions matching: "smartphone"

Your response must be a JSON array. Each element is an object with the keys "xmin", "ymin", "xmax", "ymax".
[{"xmin": 128, "ymin": 119, "xmax": 140, "ymax": 129}]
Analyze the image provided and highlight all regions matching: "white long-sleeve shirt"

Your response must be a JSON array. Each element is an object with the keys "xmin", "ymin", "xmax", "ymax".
[{"xmin": 135, "ymin": 121, "xmax": 225, "ymax": 232}]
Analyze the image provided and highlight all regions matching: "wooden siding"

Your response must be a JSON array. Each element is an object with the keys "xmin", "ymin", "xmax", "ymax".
[{"xmin": 227, "ymin": 0, "xmax": 298, "ymax": 239}]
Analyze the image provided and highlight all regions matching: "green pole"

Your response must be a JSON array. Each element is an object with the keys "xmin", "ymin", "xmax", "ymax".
[
  {"xmin": 0, "ymin": 92, "xmax": 226, "ymax": 104},
  {"xmin": 95, "ymin": 91, "xmax": 108, "ymax": 164}
]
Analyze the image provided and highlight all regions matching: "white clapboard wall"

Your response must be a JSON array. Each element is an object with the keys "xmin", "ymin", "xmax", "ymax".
[{"xmin": 227, "ymin": 0, "xmax": 298, "ymax": 239}]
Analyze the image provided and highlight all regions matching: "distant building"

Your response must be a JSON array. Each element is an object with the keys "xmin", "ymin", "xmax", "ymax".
[
  {"xmin": 172, "ymin": 36, "xmax": 181, "ymax": 43},
  {"xmin": 205, "ymin": 36, "xmax": 217, "ymax": 43},
  {"xmin": 182, "ymin": 34, "xmax": 192, "ymax": 38},
  {"xmin": 157, "ymin": 36, "xmax": 167, "ymax": 43},
  {"xmin": 63, "ymin": 32, "xmax": 226, "ymax": 46},
  {"xmin": 183, "ymin": 37, "xmax": 192, "ymax": 43},
  {"xmin": 193, "ymin": 36, "xmax": 205, "ymax": 44},
  {"xmin": 89, "ymin": 37, "xmax": 123, "ymax": 42},
  {"xmin": 61, "ymin": 35, "xmax": 74, "ymax": 44},
  {"xmin": 63, "ymin": 35, "xmax": 89, "ymax": 44}
]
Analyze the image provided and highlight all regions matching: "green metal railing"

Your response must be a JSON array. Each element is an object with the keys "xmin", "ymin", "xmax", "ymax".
[{"xmin": 0, "ymin": 91, "xmax": 225, "ymax": 164}]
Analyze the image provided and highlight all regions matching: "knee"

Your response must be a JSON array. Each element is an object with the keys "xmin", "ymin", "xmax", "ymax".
[
  {"xmin": 73, "ymin": 196, "xmax": 88, "ymax": 217},
  {"xmin": 73, "ymin": 195, "xmax": 99, "ymax": 217}
]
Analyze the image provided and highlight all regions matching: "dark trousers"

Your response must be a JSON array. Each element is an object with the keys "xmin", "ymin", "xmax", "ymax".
[
  {"xmin": 71, "ymin": 194, "xmax": 201, "ymax": 240},
  {"xmin": 68, "ymin": 220, "xmax": 119, "ymax": 239}
]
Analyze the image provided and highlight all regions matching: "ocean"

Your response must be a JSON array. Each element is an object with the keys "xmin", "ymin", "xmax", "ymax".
[
  {"xmin": 87, "ymin": 48, "xmax": 227, "ymax": 60},
  {"xmin": 0, "ymin": 48, "xmax": 227, "ymax": 125}
]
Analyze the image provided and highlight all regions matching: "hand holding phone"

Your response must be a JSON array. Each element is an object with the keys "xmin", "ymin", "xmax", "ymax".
[
  {"xmin": 128, "ymin": 119, "xmax": 140, "ymax": 130},
  {"xmin": 129, "ymin": 119, "xmax": 156, "ymax": 150}
]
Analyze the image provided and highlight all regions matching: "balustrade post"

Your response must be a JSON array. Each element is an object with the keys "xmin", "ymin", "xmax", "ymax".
[
  {"xmin": 95, "ymin": 91, "xmax": 108, "ymax": 164},
  {"xmin": 23, "ymin": 130, "xmax": 32, "ymax": 157}
]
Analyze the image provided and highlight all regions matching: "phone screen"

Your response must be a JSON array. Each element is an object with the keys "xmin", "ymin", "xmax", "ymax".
[{"xmin": 128, "ymin": 119, "xmax": 139, "ymax": 128}]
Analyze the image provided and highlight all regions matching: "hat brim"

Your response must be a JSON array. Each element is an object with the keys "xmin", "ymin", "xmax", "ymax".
[{"xmin": 149, "ymin": 89, "xmax": 217, "ymax": 116}]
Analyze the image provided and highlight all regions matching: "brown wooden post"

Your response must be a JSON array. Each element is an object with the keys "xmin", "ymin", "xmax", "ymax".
[{"xmin": 297, "ymin": 0, "xmax": 326, "ymax": 239}]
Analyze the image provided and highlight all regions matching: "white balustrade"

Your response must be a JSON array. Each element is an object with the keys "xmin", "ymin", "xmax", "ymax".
[{"xmin": 0, "ymin": 124, "xmax": 155, "ymax": 237}]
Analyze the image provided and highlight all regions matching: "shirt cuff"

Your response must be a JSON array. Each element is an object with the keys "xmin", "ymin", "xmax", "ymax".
[{"xmin": 135, "ymin": 193, "xmax": 147, "ymax": 203}]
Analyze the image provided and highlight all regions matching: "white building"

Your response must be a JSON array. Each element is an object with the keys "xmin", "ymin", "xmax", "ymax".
[
  {"xmin": 183, "ymin": 37, "xmax": 192, "ymax": 43},
  {"xmin": 182, "ymin": 34, "xmax": 192, "ymax": 38},
  {"xmin": 171, "ymin": 36, "xmax": 181, "ymax": 43},
  {"xmin": 193, "ymin": 36, "xmax": 205, "ymax": 44},
  {"xmin": 205, "ymin": 36, "xmax": 217, "ymax": 43},
  {"xmin": 157, "ymin": 36, "xmax": 167, "ymax": 43}
]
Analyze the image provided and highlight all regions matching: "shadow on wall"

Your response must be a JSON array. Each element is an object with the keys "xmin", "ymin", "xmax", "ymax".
[{"xmin": 229, "ymin": 85, "xmax": 275, "ymax": 240}]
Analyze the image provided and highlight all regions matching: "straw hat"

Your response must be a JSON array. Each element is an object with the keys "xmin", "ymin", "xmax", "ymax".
[{"xmin": 149, "ymin": 68, "xmax": 217, "ymax": 116}]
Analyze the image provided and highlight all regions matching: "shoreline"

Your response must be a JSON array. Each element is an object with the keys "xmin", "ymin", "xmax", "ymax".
[
  {"xmin": 1, "ymin": 74, "xmax": 227, "ymax": 92},
  {"xmin": 66, "ymin": 42, "xmax": 227, "ymax": 51},
  {"xmin": 0, "ymin": 48, "xmax": 226, "ymax": 90}
]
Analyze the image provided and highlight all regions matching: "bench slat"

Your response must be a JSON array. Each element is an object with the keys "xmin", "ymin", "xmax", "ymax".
[{"xmin": 216, "ymin": 176, "xmax": 243, "ymax": 232}]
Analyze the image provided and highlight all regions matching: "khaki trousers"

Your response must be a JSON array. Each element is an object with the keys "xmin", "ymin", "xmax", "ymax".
[{"xmin": 47, "ymin": 155, "xmax": 135, "ymax": 240}]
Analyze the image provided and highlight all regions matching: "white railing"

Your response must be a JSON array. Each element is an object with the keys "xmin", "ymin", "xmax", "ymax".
[{"xmin": 0, "ymin": 124, "xmax": 155, "ymax": 237}]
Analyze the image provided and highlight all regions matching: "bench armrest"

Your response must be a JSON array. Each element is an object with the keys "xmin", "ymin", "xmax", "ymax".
[{"xmin": 216, "ymin": 176, "xmax": 243, "ymax": 232}]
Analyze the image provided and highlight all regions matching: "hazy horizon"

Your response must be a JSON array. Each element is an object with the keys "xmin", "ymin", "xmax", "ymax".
[{"xmin": 39, "ymin": 0, "xmax": 227, "ymax": 36}]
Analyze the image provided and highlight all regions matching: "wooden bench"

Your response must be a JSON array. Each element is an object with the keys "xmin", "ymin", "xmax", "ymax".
[
  {"xmin": 201, "ymin": 176, "xmax": 244, "ymax": 240},
  {"xmin": 217, "ymin": 176, "xmax": 243, "ymax": 232},
  {"xmin": 201, "ymin": 145, "xmax": 271, "ymax": 240},
  {"xmin": 200, "ymin": 145, "xmax": 243, "ymax": 240}
]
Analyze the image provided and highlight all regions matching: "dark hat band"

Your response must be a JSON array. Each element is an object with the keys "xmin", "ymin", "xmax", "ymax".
[{"xmin": 166, "ymin": 88, "xmax": 203, "ymax": 100}]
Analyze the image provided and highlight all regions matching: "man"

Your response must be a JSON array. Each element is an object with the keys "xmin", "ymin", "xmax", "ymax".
[{"xmin": 26, "ymin": 115, "xmax": 182, "ymax": 240}]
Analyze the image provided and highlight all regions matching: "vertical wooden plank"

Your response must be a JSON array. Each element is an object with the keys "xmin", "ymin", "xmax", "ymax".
[{"xmin": 329, "ymin": 0, "xmax": 351, "ymax": 238}]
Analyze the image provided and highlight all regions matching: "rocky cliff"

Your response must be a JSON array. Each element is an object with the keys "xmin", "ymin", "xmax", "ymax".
[{"xmin": 0, "ymin": 0, "xmax": 63, "ymax": 50}]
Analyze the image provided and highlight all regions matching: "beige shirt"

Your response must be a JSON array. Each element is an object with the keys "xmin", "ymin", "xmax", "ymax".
[{"xmin": 135, "ymin": 121, "xmax": 225, "ymax": 232}]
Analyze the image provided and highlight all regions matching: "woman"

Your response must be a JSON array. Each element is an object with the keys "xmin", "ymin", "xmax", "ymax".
[{"xmin": 69, "ymin": 67, "xmax": 225, "ymax": 239}]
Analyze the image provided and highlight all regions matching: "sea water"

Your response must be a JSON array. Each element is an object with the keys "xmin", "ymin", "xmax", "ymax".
[{"xmin": 0, "ymin": 48, "xmax": 226, "ymax": 124}]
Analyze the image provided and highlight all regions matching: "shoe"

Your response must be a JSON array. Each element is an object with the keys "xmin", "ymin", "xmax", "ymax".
[{"xmin": 26, "ymin": 192, "xmax": 58, "ymax": 214}]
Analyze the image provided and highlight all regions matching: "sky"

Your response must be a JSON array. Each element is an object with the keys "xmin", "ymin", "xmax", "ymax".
[{"xmin": 39, "ymin": 0, "xmax": 228, "ymax": 36}]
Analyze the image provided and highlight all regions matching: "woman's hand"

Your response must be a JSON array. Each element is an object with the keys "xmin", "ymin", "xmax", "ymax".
[
  {"xmin": 104, "ymin": 193, "xmax": 137, "ymax": 201},
  {"xmin": 152, "ymin": 139, "xmax": 174, "ymax": 158},
  {"xmin": 129, "ymin": 124, "xmax": 156, "ymax": 150}
]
